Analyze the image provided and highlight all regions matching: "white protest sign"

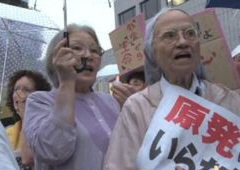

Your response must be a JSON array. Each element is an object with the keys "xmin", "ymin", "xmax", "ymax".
[{"xmin": 137, "ymin": 85, "xmax": 240, "ymax": 169}]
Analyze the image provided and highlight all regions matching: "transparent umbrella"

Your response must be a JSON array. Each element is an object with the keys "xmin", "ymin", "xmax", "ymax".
[
  {"xmin": 0, "ymin": 3, "xmax": 60, "ymax": 103},
  {"xmin": 97, "ymin": 64, "xmax": 119, "ymax": 78}
]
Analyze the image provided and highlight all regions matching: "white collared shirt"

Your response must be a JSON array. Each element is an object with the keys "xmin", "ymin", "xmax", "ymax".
[{"xmin": 160, "ymin": 74, "xmax": 205, "ymax": 96}]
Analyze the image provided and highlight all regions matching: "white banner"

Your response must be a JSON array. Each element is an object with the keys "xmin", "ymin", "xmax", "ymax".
[{"xmin": 137, "ymin": 85, "xmax": 240, "ymax": 170}]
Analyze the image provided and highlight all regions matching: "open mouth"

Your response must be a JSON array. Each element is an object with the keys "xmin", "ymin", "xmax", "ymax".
[
  {"xmin": 82, "ymin": 66, "xmax": 94, "ymax": 72},
  {"xmin": 174, "ymin": 54, "xmax": 191, "ymax": 60},
  {"xmin": 75, "ymin": 64, "xmax": 94, "ymax": 73}
]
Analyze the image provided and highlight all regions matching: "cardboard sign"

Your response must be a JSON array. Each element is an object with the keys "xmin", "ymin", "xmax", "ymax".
[
  {"xmin": 137, "ymin": 85, "xmax": 240, "ymax": 169},
  {"xmin": 109, "ymin": 14, "xmax": 145, "ymax": 75},
  {"xmin": 193, "ymin": 9, "xmax": 240, "ymax": 90}
]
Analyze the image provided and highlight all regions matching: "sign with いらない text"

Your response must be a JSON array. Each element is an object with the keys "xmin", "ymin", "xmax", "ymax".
[
  {"xmin": 193, "ymin": 9, "xmax": 240, "ymax": 90},
  {"xmin": 109, "ymin": 14, "xmax": 145, "ymax": 75},
  {"xmin": 137, "ymin": 85, "xmax": 240, "ymax": 169}
]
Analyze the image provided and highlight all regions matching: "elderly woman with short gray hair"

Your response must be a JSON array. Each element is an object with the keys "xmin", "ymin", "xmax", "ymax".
[
  {"xmin": 24, "ymin": 24, "xmax": 120, "ymax": 170},
  {"xmin": 104, "ymin": 8, "xmax": 240, "ymax": 170}
]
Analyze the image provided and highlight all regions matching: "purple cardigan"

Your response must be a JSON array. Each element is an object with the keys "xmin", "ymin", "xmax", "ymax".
[{"xmin": 24, "ymin": 89, "xmax": 120, "ymax": 170}]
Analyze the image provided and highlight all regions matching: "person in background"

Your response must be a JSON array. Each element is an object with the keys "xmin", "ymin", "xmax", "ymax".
[
  {"xmin": 111, "ymin": 70, "xmax": 146, "ymax": 108},
  {"xmin": 6, "ymin": 70, "xmax": 51, "ymax": 169},
  {"xmin": 0, "ymin": 122, "xmax": 19, "ymax": 170},
  {"xmin": 24, "ymin": 24, "xmax": 120, "ymax": 170},
  {"xmin": 126, "ymin": 71, "xmax": 146, "ymax": 92},
  {"xmin": 104, "ymin": 8, "xmax": 240, "ymax": 169}
]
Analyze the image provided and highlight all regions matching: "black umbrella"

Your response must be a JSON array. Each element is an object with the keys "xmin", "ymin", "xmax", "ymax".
[{"xmin": 206, "ymin": 0, "xmax": 240, "ymax": 9}]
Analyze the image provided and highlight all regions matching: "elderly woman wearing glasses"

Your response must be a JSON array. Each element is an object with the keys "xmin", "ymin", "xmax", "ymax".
[
  {"xmin": 24, "ymin": 24, "xmax": 120, "ymax": 170},
  {"xmin": 104, "ymin": 8, "xmax": 240, "ymax": 169}
]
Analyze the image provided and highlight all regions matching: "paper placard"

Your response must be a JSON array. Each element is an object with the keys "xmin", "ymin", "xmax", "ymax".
[
  {"xmin": 109, "ymin": 14, "xmax": 145, "ymax": 75},
  {"xmin": 193, "ymin": 9, "xmax": 240, "ymax": 89}
]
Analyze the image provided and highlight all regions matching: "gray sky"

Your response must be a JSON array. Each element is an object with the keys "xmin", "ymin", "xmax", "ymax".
[{"xmin": 28, "ymin": 0, "xmax": 115, "ymax": 50}]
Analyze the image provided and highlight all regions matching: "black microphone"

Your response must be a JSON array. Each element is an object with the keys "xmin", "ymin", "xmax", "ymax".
[
  {"xmin": 63, "ymin": 31, "xmax": 69, "ymax": 47},
  {"xmin": 75, "ymin": 57, "xmax": 87, "ymax": 73},
  {"xmin": 195, "ymin": 87, "xmax": 201, "ymax": 96}
]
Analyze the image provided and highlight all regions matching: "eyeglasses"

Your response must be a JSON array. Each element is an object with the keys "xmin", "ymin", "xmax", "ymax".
[
  {"xmin": 14, "ymin": 86, "xmax": 34, "ymax": 94},
  {"xmin": 155, "ymin": 27, "xmax": 199, "ymax": 45},
  {"xmin": 69, "ymin": 43, "xmax": 104, "ymax": 58}
]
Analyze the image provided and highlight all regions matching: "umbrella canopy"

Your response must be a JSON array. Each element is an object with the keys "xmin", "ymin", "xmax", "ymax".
[
  {"xmin": 206, "ymin": 0, "xmax": 240, "ymax": 9},
  {"xmin": 0, "ymin": 3, "xmax": 60, "ymax": 103}
]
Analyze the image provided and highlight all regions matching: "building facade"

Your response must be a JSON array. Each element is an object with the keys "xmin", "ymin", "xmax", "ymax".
[
  {"xmin": 114, "ymin": 0, "xmax": 240, "ymax": 51},
  {"xmin": 96, "ymin": 0, "xmax": 240, "ymax": 93}
]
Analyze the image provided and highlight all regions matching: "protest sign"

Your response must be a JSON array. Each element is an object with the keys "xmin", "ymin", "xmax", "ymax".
[
  {"xmin": 137, "ymin": 85, "xmax": 240, "ymax": 169},
  {"xmin": 193, "ymin": 9, "xmax": 240, "ymax": 90},
  {"xmin": 109, "ymin": 14, "xmax": 145, "ymax": 75}
]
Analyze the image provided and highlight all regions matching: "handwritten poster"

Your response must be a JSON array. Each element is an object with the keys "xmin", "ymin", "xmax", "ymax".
[
  {"xmin": 193, "ymin": 9, "xmax": 240, "ymax": 90},
  {"xmin": 137, "ymin": 85, "xmax": 240, "ymax": 169},
  {"xmin": 109, "ymin": 14, "xmax": 145, "ymax": 75}
]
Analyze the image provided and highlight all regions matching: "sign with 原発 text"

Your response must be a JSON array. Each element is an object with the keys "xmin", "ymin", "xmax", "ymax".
[{"xmin": 137, "ymin": 85, "xmax": 240, "ymax": 169}]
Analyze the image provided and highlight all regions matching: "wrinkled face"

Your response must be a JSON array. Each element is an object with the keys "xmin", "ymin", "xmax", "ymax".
[
  {"xmin": 153, "ymin": 10, "xmax": 201, "ymax": 79},
  {"xmin": 129, "ymin": 78, "xmax": 145, "ymax": 92},
  {"xmin": 69, "ymin": 31, "xmax": 101, "ymax": 88},
  {"xmin": 13, "ymin": 76, "xmax": 35, "ymax": 118}
]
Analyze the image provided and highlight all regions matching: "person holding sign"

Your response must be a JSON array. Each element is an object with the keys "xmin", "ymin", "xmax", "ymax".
[
  {"xmin": 111, "ymin": 71, "xmax": 146, "ymax": 108},
  {"xmin": 24, "ymin": 24, "xmax": 120, "ymax": 170},
  {"xmin": 104, "ymin": 8, "xmax": 240, "ymax": 170},
  {"xmin": 126, "ymin": 71, "xmax": 146, "ymax": 92}
]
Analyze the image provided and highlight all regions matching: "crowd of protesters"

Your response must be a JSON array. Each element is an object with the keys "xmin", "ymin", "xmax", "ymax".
[{"xmin": 1, "ymin": 7, "xmax": 240, "ymax": 170}]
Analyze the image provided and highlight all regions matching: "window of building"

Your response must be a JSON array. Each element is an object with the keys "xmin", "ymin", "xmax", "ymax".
[
  {"xmin": 140, "ymin": 0, "xmax": 161, "ymax": 20},
  {"xmin": 166, "ymin": 0, "xmax": 189, "ymax": 6},
  {"xmin": 118, "ymin": 7, "xmax": 136, "ymax": 25}
]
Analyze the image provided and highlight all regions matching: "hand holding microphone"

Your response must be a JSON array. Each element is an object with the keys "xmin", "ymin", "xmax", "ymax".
[{"xmin": 75, "ymin": 57, "xmax": 88, "ymax": 73}]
